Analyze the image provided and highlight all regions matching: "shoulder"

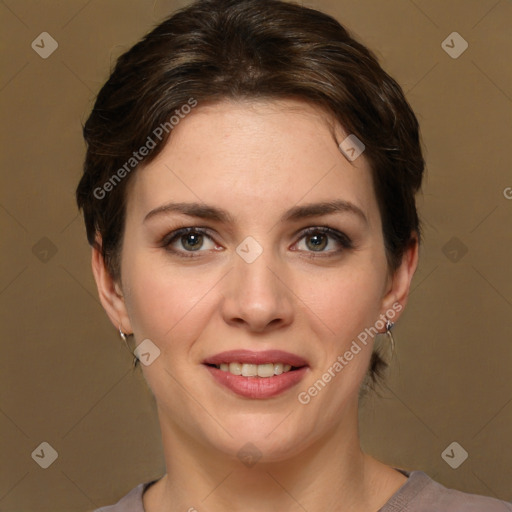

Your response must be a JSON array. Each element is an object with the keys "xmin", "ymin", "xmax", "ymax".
[
  {"xmin": 89, "ymin": 480, "xmax": 156, "ymax": 512},
  {"xmin": 381, "ymin": 470, "xmax": 512, "ymax": 512}
]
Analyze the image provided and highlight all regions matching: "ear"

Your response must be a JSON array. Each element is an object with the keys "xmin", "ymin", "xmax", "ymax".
[
  {"xmin": 380, "ymin": 233, "xmax": 419, "ymax": 322},
  {"xmin": 91, "ymin": 236, "xmax": 132, "ymax": 335}
]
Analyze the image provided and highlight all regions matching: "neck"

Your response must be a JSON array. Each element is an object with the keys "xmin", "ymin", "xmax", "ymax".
[{"xmin": 144, "ymin": 400, "xmax": 402, "ymax": 512}]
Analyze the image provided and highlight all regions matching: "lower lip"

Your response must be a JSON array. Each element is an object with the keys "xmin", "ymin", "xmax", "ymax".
[{"xmin": 203, "ymin": 365, "xmax": 309, "ymax": 399}]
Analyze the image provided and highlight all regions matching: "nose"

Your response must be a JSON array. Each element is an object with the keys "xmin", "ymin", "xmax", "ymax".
[{"xmin": 220, "ymin": 249, "xmax": 294, "ymax": 333}]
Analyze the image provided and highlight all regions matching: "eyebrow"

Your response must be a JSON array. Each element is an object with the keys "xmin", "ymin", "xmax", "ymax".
[{"xmin": 143, "ymin": 199, "xmax": 368, "ymax": 225}]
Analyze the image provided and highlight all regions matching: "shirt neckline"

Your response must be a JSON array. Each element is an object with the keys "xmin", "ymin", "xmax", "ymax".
[{"xmin": 138, "ymin": 468, "xmax": 429, "ymax": 512}]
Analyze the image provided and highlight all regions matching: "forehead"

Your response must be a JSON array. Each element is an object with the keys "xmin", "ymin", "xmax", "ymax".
[{"xmin": 125, "ymin": 98, "xmax": 379, "ymax": 227}]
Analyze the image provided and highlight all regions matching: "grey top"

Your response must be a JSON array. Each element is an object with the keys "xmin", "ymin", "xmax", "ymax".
[{"xmin": 93, "ymin": 469, "xmax": 512, "ymax": 511}]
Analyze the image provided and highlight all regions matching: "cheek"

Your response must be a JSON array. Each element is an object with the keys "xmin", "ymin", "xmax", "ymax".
[
  {"xmin": 299, "ymin": 264, "xmax": 385, "ymax": 345},
  {"xmin": 122, "ymin": 252, "xmax": 219, "ymax": 344}
]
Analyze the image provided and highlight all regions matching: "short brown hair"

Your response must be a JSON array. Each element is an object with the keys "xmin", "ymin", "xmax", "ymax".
[{"xmin": 76, "ymin": 0, "xmax": 424, "ymax": 385}]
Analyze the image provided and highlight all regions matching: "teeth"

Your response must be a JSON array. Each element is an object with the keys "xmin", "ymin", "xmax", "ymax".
[
  {"xmin": 258, "ymin": 363, "xmax": 275, "ymax": 378},
  {"xmin": 216, "ymin": 362, "xmax": 294, "ymax": 377},
  {"xmin": 230, "ymin": 362, "xmax": 242, "ymax": 375}
]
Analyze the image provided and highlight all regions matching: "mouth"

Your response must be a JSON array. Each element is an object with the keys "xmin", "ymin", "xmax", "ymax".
[
  {"xmin": 204, "ymin": 362, "xmax": 304, "ymax": 378},
  {"xmin": 202, "ymin": 349, "xmax": 309, "ymax": 399}
]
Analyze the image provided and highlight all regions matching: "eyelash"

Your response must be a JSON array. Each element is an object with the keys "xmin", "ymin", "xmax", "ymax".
[{"xmin": 160, "ymin": 226, "xmax": 353, "ymax": 259}]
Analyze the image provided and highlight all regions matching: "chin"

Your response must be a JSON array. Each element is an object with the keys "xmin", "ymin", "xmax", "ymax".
[{"xmin": 199, "ymin": 415, "xmax": 314, "ymax": 464}]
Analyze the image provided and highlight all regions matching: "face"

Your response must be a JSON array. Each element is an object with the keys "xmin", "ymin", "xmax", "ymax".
[{"xmin": 97, "ymin": 99, "xmax": 415, "ymax": 462}]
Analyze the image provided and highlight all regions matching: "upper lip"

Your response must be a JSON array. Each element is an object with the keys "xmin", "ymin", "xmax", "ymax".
[{"xmin": 203, "ymin": 350, "xmax": 309, "ymax": 367}]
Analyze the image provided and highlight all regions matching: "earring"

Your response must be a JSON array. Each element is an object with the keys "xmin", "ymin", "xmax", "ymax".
[
  {"xmin": 119, "ymin": 326, "xmax": 129, "ymax": 349},
  {"xmin": 385, "ymin": 318, "xmax": 395, "ymax": 353},
  {"xmin": 119, "ymin": 326, "xmax": 139, "ymax": 368}
]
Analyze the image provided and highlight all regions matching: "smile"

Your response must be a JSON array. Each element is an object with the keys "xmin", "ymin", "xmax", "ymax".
[
  {"xmin": 212, "ymin": 362, "xmax": 295, "ymax": 377},
  {"xmin": 202, "ymin": 349, "xmax": 310, "ymax": 399}
]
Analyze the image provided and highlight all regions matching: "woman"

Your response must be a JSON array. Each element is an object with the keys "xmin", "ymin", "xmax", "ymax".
[{"xmin": 76, "ymin": 0, "xmax": 511, "ymax": 510}]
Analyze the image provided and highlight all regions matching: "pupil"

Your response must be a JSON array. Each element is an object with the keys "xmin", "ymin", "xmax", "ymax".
[
  {"xmin": 307, "ymin": 234, "xmax": 326, "ymax": 251},
  {"xmin": 183, "ymin": 233, "xmax": 202, "ymax": 250}
]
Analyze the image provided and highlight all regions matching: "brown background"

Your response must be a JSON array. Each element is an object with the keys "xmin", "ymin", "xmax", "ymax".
[{"xmin": 1, "ymin": 0, "xmax": 511, "ymax": 510}]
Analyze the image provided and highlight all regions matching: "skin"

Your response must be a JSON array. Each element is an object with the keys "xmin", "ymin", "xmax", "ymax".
[{"xmin": 92, "ymin": 99, "xmax": 419, "ymax": 512}]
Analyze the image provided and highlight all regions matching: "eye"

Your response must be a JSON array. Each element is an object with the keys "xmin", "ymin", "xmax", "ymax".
[
  {"xmin": 162, "ymin": 227, "xmax": 219, "ymax": 257},
  {"xmin": 294, "ymin": 227, "xmax": 353, "ymax": 255}
]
